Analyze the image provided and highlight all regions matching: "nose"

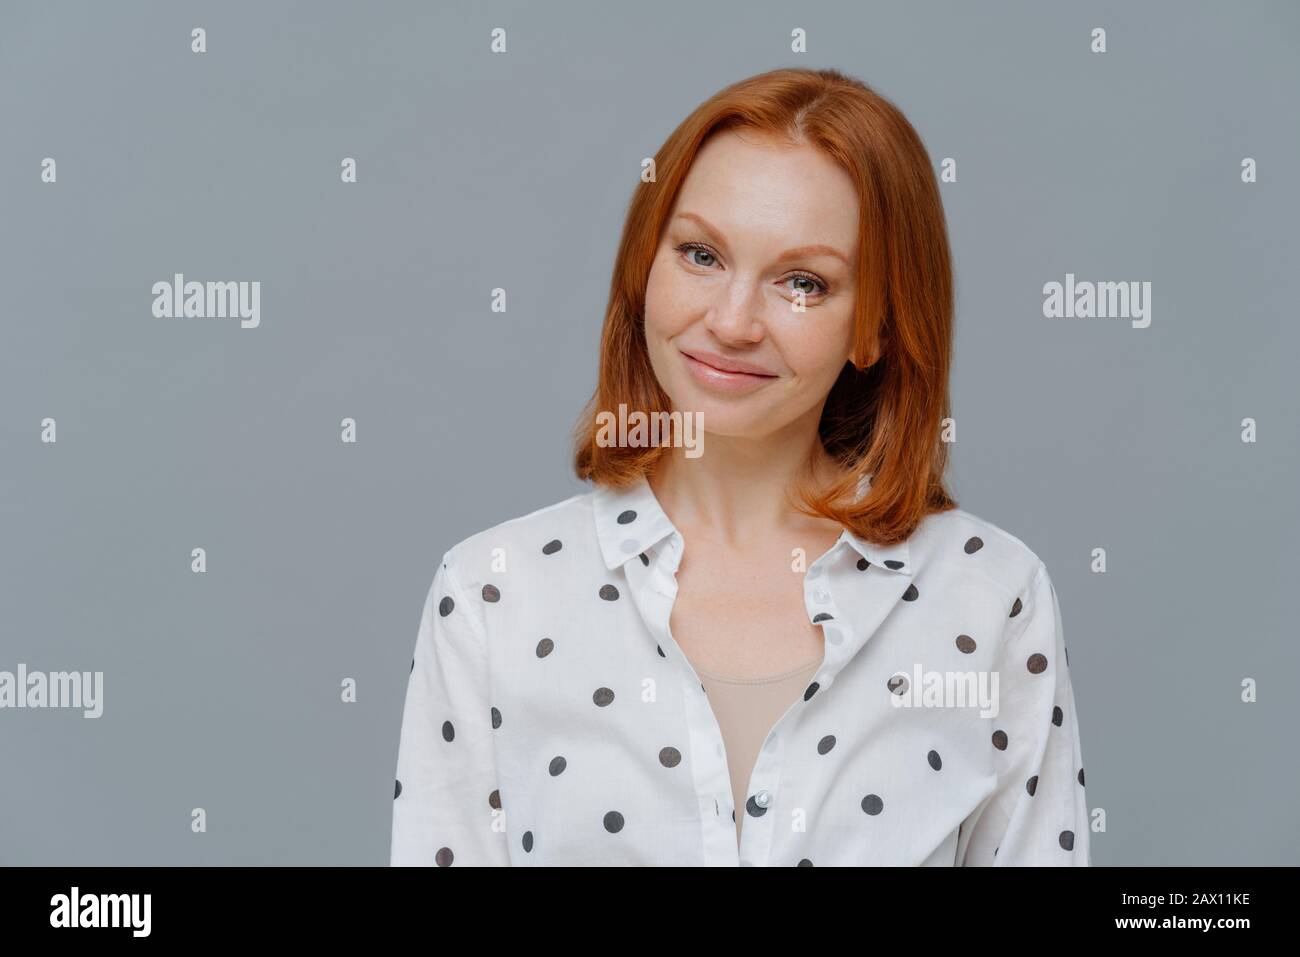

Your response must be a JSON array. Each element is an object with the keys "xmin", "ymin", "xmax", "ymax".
[{"xmin": 702, "ymin": 279, "xmax": 766, "ymax": 345}]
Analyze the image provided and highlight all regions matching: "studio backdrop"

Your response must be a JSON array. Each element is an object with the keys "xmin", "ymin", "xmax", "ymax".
[{"xmin": 1, "ymin": 0, "xmax": 1297, "ymax": 865}]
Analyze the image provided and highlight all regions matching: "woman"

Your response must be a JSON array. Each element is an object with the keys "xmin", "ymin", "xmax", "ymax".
[{"xmin": 392, "ymin": 67, "xmax": 1089, "ymax": 866}]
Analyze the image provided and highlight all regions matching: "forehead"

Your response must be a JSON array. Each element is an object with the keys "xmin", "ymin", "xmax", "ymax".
[{"xmin": 670, "ymin": 128, "xmax": 860, "ymax": 251}]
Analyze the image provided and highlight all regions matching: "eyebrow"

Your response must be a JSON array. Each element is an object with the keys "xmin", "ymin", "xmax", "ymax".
[{"xmin": 672, "ymin": 211, "xmax": 852, "ymax": 267}]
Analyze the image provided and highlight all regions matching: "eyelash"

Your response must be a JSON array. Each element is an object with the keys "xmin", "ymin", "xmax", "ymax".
[{"xmin": 675, "ymin": 242, "xmax": 829, "ymax": 299}]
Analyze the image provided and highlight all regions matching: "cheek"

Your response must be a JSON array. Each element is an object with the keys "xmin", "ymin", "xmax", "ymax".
[
  {"xmin": 774, "ymin": 311, "xmax": 855, "ymax": 385},
  {"xmin": 643, "ymin": 263, "xmax": 694, "ymax": 341}
]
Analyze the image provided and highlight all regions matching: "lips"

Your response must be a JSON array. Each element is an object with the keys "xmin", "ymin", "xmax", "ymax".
[
  {"xmin": 678, "ymin": 348, "xmax": 778, "ymax": 394},
  {"xmin": 679, "ymin": 349, "xmax": 776, "ymax": 378}
]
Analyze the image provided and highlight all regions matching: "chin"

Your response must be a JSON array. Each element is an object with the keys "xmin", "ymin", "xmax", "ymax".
[{"xmin": 669, "ymin": 392, "xmax": 780, "ymax": 438}]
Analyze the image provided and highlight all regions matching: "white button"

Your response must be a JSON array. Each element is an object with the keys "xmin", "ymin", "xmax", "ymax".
[
  {"xmin": 755, "ymin": 789, "xmax": 772, "ymax": 808},
  {"xmin": 814, "ymin": 588, "xmax": 829, "ymax": 602}
]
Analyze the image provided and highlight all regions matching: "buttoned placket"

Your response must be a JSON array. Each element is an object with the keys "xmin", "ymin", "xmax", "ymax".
[
  {"xmin": 621, "ymin": 528, "xmax": 860, "ymax": 867},
  {"xmin": 733, "ymin": 541, "xmax": 852, "ymax": 866},
  {"xmin": 620, "ymin": 530, "xmax": 739, "ymax": 866}
]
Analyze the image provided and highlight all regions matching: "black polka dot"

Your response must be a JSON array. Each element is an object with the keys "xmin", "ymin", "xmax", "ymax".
[
  {"xmin": 536, "ymin": 638, "xmax": 554, "ymax": 658},
  {"xmin": 656, "ymin": 644, "xmax": 665, "ymax": 657},
  {"xmin": 884, "ymin": 559, "xmax": 904, "ymax": 570},
  {"xmin": 861, "ymin": 794, "xmax": 884, "ymax": 815},
  {"xmin": 856, "ymin": 558, "xmax": 870, "ymax": 571},
  {"xmin": 798, "ymin": 858, "xmax": 814, "ymax": 866},
  {"xmin": 812, "ymin": 612, "xmax": 833, "ymax": 623},
  {"xmin": 1026, "ymin": 775, "xmax": 1038, "ymax": 796},
  {"xmin": 394, "ymin": 779, "xmax": 402, "ymax": 799},
  {"xmin": 659, "ymin": 746, "xmax": 682, "ymax": 768},
  {"xmin": 617, "ymin": 510, "xmax": 637, "ymax": 524},
  {"xmin": 441, "ymin": 720, "xmax": 454, "ymax": 742},
  {"xmin": 1052, "ymin": 705, "xmax": 1063, "ymax": 726},
  {"xmin": 817, "ymin": 734, "xmax": 836, "ymax": 755},
  {"xmin": 522, "ymin": 831, "xmax": 534, "ymax": 852},
  {"xmin": 549, "ymin": 756, "xmax": 566, "ymax": 776},
  {"xmin": 964, "ymin": 536, "xmax": 984, "ymax": 554},
  {"xmin": 489, "ymin": 789, "xmax": 501, "ymax": 810},
  {"xmin": 603, "ymin": 811, "xmax": 625, "ymax": 832},
  {"xmin": 1009, "ymin": 597, "xmax": 1022, "ymax": 617},
  {"xmin": 887, "ymin": 674, "xmax": 909, "ymax": 695},
  {"xmin": 438, "ymin": 596, "xmax": 454, "ymax": 616},
  {"xmin": 992, "ymin": 730, "xmax": 1008, "ymax": 750},
  {"xmin": 435, "ymin": 847, "xmax": 454, "ymax": 866},
  {"xmin": 593, "ymin": 687, "xmax": 615, "ymax": 707},
  {"xmin": 1078, "ymin": 767, "xmax": 1086, "ymax": 787},
  {"xmin": 639, "ymin": 552, "xmax": 649, "ymax": 566},
  {"xmin": 803, "ymin": 681, "xmax": 820, "ymax": 701},
  {"xmin": 745, "ymin": 795, "xmax": 768, "ymax": 818},
  {"xmin": 955, "ymin": 634, "xmax": 976, "ymax": 654},
  {"xmin": 902, "ymin": 583, "xmax": 919, "ymax": 601},
  {"xmin": 1027, "ymin": 653, "xmax": 1048, "ymax": 674},
  {"xmin": 410, "ymin": 658, "xmax": 415, "ymax": 672},
  {"xmin": 927, "ymin": 749, "xmax": 942, "ymax": 770},
  {"xmin": 1059, "ymin": 830, "xmax": 1075, "ymax": 851},
  {"xmin": 542, "ymin": 539, "xmax": 562, "ymax": 555},
  {"xmin": 599, "ymin": 584, "xmax": 619, "ymax": 601},
  {"xmin": 482, "ymin": 584, "xmax": 500, "ymax": 603},
  {"xmin": 490, "ymin": 706, "xmax": 501, "ymax": 729}
]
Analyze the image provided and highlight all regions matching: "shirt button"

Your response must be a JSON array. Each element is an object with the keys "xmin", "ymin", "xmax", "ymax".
[
  {"xmin": 814, "ymin": 588, "xmax": 830, "ymax": 602},
  {"xmin": 754, "ymin": 789, "xmax": 772, "ymax": 808}
]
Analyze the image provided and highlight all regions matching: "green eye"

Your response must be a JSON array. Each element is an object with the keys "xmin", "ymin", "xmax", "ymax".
[{"xmin": 786, "ymin": 273, "xmax": 828, "ymax": 298}]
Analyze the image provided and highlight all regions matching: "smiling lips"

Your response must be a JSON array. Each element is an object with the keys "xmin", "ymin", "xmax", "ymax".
[{"xmin": 679, "ymin": 348, "xmax": 778, "ymax": 393}]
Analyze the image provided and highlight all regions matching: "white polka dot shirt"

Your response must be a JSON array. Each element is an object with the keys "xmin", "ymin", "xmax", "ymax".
[{"xmin": 391, "ymin": 475, "xmax": 1091, "ymax": 866}]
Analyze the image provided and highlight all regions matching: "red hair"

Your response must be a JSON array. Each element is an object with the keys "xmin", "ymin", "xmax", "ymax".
[{"xmin": 572, "ymin": 67, "xmax": 957, "ymax": 544}]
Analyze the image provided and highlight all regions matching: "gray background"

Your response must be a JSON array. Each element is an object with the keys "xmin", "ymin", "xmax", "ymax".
[{"xmin": 1, "ymin": 0, "xmax": 1297, "ymax": 865}]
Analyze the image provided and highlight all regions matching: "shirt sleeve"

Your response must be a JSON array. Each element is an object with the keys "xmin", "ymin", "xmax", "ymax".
[
  {"xmin": 391, "ymin": 549, "xmax": 510, "ymax": 866},
  {"xmin": 960, "ymin": 560, "xmax": 1091, "ymax": 866}
]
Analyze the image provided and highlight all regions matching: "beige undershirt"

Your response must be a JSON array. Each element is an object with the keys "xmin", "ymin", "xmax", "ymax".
[{"xmin": 696, "ymin": 656, "xmax": 823, "ymax": 847}]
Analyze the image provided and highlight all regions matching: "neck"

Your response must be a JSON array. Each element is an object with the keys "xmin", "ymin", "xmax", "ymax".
[{"xmin": 647, "ymin": 412, "xmax": 843, "ymax": 547}]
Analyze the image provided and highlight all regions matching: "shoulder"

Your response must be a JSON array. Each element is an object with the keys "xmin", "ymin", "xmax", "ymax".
[
  {"xmin": 435, "ymin": 487, "xmax": 601, "ymax": 591},
  {"xmin": 911, "ymin": 505, "xmax": 1049, "ymax": 602}
]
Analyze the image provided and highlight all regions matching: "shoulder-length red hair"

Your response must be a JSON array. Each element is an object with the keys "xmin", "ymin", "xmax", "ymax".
[{"xmin": 573, "ymin": 66, "xmax": 957, "ymax": 545}]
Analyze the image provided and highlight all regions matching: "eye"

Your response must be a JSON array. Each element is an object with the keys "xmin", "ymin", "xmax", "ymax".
[
  {"xmin": 676, "ymin": 242, "xmax": 718, "ymax": 269},
  {"xmin": 785, "ymin": 272, "xmax": 828, "ymax": 299}
]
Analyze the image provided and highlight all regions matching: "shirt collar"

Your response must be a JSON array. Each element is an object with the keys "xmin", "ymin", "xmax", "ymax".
[
  {"xmin": 592, "ymin": 471, "xmax": 912, "ymax": 576},
  {"xmin": 592, "ymin": 474, "xmax": 680, "ymax": 569}
]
